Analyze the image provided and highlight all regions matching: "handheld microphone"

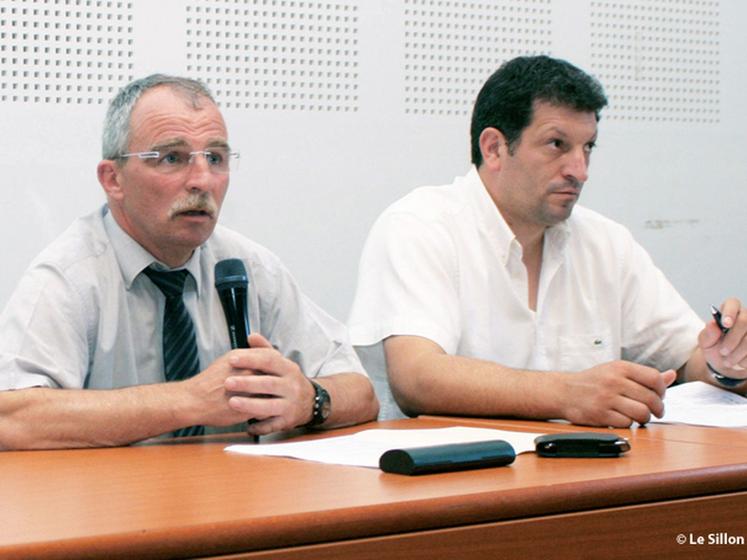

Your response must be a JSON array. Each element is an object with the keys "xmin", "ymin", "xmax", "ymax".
[
  {"xmin": 215, "ymin": 259, "xmax": 251, "ymax": 349},
  {"xmin": 215, "ymin": 259, "xmax": 260, "ymax": 441}
]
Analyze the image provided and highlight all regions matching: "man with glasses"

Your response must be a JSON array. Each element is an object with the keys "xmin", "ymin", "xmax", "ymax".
[{"xmin": 0, "ymin": 74, "xmax": 378, "ymax": 450}]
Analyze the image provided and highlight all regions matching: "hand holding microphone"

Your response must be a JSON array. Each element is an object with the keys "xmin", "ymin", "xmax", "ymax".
[
  {"xmin": 215, "ymin": 259, "xmax": 258, "ymax": 439},
  {"xmin": 215, "ymin": 259, "xmax": 320, "ymax": 437}
]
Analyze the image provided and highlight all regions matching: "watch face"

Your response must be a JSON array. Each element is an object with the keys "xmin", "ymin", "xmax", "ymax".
[{"xmin": 319, "ymin": 391, "xmax": 331, "ymax": 420}]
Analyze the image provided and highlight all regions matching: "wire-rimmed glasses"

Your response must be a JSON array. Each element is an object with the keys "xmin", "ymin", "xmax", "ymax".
[{"xmin": 118, "ymin": 147, "xmax": 240, "ymax": 174}]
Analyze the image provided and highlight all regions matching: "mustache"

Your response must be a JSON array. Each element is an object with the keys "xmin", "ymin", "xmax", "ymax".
[{"xmin": 169, "ymin": 192, "xmax": 218, "ymax": 218}]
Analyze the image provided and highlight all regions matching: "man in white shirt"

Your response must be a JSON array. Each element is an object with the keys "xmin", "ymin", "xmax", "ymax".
[
  {"xmin": 349, "ymin": 55, "xmax": 746, "ymax": 426},
  {"xmin": 0, "ymin": 75, "xmax": 378, "ymax": 450}
]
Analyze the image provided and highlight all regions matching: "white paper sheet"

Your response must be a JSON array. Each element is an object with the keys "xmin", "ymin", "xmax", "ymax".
[
  {"xmin": 225, "ymin": 426, "xmax": 543, "ymax": 468},
  {"xmin": 651, "ymin": 381, "xmax": 747, "ymax": 428}
]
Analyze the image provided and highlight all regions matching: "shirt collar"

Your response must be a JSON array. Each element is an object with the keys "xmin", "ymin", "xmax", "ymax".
[
  {"xmin": 464, "ymin": 166, "xmax": 571, "ymax": 264},
  {"xmin": 103, "ymin": 206, "xmax": 205, "ymax": 295}
]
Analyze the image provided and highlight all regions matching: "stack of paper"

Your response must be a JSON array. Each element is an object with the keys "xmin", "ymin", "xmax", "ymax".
[{"xmin": 652, "ymin": 381, "xmax": 747, "ymax": 428}]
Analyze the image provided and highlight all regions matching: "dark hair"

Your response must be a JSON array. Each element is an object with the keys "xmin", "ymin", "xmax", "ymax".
[{"xmin": 470, "ymin": 55, "xmax": 608, "ymax": 166}]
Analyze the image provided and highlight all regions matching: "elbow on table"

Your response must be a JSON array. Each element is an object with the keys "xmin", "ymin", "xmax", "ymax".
[{"xmin": 390, "ymin": 381, "xmax": 431, "ymax": 418}]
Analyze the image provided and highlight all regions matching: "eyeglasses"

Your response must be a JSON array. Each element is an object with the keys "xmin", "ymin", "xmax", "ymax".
[{"xmin": 118, "ymin": 147, "xmax": 240, "ymax": 174}]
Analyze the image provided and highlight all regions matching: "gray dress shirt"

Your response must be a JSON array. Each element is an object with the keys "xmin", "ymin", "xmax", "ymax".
[{"xmin": 0, "ymin": 206, "xmax": 365, "ymax": 397}]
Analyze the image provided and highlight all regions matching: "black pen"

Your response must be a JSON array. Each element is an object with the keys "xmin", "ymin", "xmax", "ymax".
[{"xmin": 710, "ymin": 304, "xmax": 730, "ymax": 334}]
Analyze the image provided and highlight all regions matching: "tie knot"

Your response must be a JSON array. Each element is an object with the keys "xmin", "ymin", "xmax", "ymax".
[{"xmin": 142, "ymin": 267, "xmax": 190, "ymax": 299}]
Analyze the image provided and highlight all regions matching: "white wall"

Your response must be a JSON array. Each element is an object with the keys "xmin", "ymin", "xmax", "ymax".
[{"xmin": 1, "ymin": 0, "xmax": 744, "ymax": 322}]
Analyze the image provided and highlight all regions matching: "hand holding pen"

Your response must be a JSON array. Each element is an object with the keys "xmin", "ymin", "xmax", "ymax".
[
  {"xmin": 710, "ymin": 304, "xmax": 731, "ymax": 335},
  {"xmin": 704, "ymin": 301, "xmax": 747, "ymax": 387}
]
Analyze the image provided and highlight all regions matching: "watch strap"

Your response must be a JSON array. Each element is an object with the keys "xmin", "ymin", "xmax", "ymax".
[
  {"xmin": 305, "ymin": 380, "xmax": 330, "ymax": 427},
  {"xmin": 706, "ymin": 361, "xmax": 745, "ymax": 388}
]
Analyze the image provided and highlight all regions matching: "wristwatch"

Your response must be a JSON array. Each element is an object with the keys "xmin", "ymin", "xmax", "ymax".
[{"xmin": 304, "ymin": 380, "xmax": 331, "ymax": 428}]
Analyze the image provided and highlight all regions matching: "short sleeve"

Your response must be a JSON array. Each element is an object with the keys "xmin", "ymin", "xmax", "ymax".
[
  {"xmin": 0, "ymin": 263, "xmax": 90, "ymax": 390},
  {"xmin": 348, "ymin": 210, "xmax": 461, "ymax": 354},
  {"xmin": 250, "ymin": 252, "xmax": 365, "ymax": 379},
  {"xmin": 619, "ymin": 232, "xmax": 703, "ymax": 370}
]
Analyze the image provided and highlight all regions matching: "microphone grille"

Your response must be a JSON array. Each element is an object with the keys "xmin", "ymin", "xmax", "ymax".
[{"xmin": 215, "ymin": 258, "xmax": 248, "ymax": 289}]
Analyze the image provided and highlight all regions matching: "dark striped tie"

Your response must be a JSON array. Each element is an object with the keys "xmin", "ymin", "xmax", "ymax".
[{"xmin": 142, "ymin": 267, "xmax": 204, "ymax": 437}]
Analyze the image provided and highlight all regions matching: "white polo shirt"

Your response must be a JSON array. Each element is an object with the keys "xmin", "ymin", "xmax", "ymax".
[{"xmin": 348, "ymin": 167, "xmax": 702, "ymax": 373}]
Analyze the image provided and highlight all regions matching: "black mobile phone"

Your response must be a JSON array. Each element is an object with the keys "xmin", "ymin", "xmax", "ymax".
[{"xmin": 534, "ymin": 432, "xmax": 630, "ymax": 458}]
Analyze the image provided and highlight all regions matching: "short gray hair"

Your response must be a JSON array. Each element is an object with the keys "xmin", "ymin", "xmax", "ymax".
[{"xmin": 102, "ymin": 74, "xmax": 216, "ymax": 160}]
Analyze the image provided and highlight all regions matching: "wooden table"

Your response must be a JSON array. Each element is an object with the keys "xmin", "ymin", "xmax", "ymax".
[{"xmin": 2, "ymin": 418, "xmax": 746, "ymax": 559}]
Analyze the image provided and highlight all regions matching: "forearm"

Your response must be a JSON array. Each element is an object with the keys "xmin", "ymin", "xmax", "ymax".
[
  {"xmin": 390, "ymin": 351, "xmax": 566, "ymax": 420},
  {"xmin": 316, "ymin": 373, "xmax": 379, "ymax": 428},
  {"xmin": 0, "ymin": 383, "xmax": 193, "ymax": 450},
  {"xmin": 678, "ymin": 347, "xmax": 708, "ymax": 384},
  {"xmin": 386, "ymin": 333, "xmax": 677, "ymax": 427}
]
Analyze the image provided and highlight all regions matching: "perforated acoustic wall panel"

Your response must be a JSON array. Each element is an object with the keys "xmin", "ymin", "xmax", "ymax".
[
  {"xmin": 404, "ymin": 0, "xmax": 552, "ymax": 116},
  {"xmin": 186, "ymin": 0, "xmax": 359, "ymax": 111},
  {"xmin": 0, "ymin": 0, "xmax": 745, "ymax": 325},
  {"xmin": 0, "ymin": 0, "xmax": 133, "ymax": 104},
  {"xmin": 590, "ymin": 0, "xmax": 720, "ymax": 123}
]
